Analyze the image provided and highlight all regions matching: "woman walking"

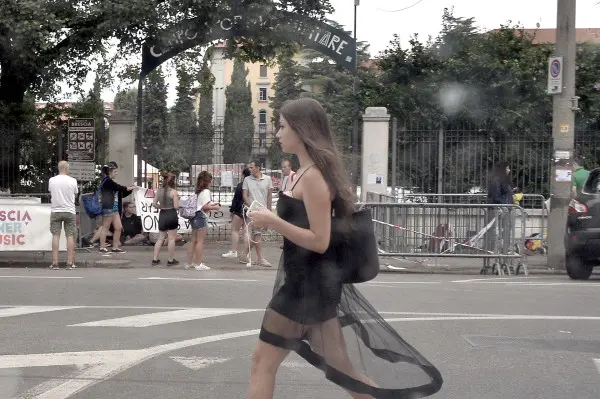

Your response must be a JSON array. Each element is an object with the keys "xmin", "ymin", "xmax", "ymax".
[
  {"xmin": 185, "ymin": 171, "xmax": 221, "ymax": 271},
  {"xmin": 98, "ymin": 161, "xmax": 137, "ymax": 255},
  {"xmin": 221, "ymin": 168, "xmax": 251, "ymax": 260},
  {"xmin": 247, "ymin": 98, "xmax": 442, "ymax": 398},
  {"xmin": 152, "ymin": 172, "xmax": 180, "ymax": 266}
]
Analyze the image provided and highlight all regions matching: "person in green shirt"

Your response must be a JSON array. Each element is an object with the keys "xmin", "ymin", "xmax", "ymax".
[{"xmin": 572, "ymin": 157, "xmax": 590, "ymax": 196}]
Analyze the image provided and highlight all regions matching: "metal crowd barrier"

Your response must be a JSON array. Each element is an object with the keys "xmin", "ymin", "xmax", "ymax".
[
  {"xmin": 360, "ymin": 201, "xmax": 529, "ymax": 276},
  {"xmin": 367, "ymin": 192, "xmax": 549, "ymax": 258}
]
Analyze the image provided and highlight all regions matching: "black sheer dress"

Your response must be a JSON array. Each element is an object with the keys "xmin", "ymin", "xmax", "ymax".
[{"xmin": 258, "ymin": 189, "xmax": 443, "ymax": 398}]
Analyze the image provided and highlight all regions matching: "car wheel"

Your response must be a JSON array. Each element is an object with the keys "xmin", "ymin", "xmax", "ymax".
[{"xmin": 566, "ymin": 255, "xmax": 593, "ymax": 280}]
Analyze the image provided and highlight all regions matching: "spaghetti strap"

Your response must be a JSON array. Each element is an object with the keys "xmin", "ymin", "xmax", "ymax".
[{"xmin": 288, "ymin": 164, "xmax": 314, "ymax": 195}]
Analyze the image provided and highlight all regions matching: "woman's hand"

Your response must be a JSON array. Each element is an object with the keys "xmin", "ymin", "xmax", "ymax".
[
  {"xmin": 248, "ymin": 208, "xmax": 275, "ymax": 228},
  {"xmin": 127, "ymin": 186, "xmax": 138, "ymax": 191}
]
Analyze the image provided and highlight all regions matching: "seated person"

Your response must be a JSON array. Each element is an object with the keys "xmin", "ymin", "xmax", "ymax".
[{"xmin": 120, "ymin": 202, "xmax": 148, "ymax": 245}]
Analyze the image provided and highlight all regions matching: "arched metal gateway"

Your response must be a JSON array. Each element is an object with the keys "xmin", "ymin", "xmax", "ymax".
[{"xmin": 135, "ymin": 4, "xmax": 357, "ymax": 184}]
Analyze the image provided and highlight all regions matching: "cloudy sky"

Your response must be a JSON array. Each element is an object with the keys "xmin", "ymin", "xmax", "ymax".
[{"xmin": 85, "ymin": 0, "xmax": 599, "ymax": 106}]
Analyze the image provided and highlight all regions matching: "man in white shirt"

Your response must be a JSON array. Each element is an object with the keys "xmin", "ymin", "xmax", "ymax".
[
  {"xmin": 48, "ymin": 161, "xmax": 79, "ymax": 270},
  {"xmin": 280, "ymin": 159, "xmax": 295, "ymax": 192},
  {"xmin": 242, "ymin": 161, "xmax": 272, "ymax": 267}
]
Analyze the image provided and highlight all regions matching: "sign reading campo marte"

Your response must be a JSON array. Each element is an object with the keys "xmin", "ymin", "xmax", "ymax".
[
  {"xmin": 141, "ymin": 7, "xmax": 357, "ymax": 77},
  {"xmin": 67, "ymin": 118, "xmax": 95, "ymax": 162}
]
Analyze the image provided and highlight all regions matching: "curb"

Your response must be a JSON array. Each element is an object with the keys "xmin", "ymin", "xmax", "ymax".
[{"xmin": 0, "ymin": 261, "xmax": 566, "ymax": 275}]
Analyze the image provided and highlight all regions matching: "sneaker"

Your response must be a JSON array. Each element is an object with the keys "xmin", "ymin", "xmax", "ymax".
[
  {"xmin": 194, "ymin": 263, "xmax": 211, "ymax": 271},
  {"xmin": 99, "ymin": 248, "xmax": 111, "ymax": 256},
  {"xmin": 221, "ymin": 250, "xmax": 238, "ymax": 258},
  {"xmin": 151, "ymin": 259, "xmax": 161, "ymax": 266},
  {"xmin": 167, "ymin": 259, "xmax": 180, "ymax": 267},
  {"xmin": 239, "ymin": 255, "xmax": 249, "ymax": 265},
  {"xmin": 256, "ymin": 258, "xmax": 272, "ymax": 267},
  {"xmin": 66, "ymin": 264, "xmax": 77, "ymax": 270},
  {"xmin": 111, "ymin": 248, "xmax": 126, "ymax": 254},
  {"xmin": 184, "ymin": 264, "xmax": 196, "ymax": 270},
  {"xmin": 49, "ymin": 264, "xmax": 59, "ymax": 270}
]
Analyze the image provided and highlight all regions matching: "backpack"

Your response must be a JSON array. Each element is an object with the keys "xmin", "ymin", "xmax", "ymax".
[
  {"xmin": 82, "ymin": 178, "xmax": 108, "ymax": 219},
  {"xmin": 179, "ymin": 193, "xmax": 198, "ymax": 219}
]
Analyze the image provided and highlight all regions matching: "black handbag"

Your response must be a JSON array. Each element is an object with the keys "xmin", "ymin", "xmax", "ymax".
[{"xmin": 331, "ymin": 207, "xmax": 380, "ymax": 284}]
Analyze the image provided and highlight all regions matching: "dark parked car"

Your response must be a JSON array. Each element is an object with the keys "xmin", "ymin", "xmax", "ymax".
[{"xmin": 565, "ymin": 168, "xmax": 600, "ymax": 279}]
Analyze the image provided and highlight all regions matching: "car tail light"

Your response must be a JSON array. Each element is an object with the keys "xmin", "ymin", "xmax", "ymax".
[{"xmin": 568, "ymin": 199, "xmax": 588, "ymax": 214}]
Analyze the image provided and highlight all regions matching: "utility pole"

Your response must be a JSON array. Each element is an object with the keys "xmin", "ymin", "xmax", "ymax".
[
  {"xmin": 352, "ymin": 0, "xmax": 360, "ymax": 187},
  {"xmin": 547, "ymin": 0, "xmax": 577, "ymax": 270}
]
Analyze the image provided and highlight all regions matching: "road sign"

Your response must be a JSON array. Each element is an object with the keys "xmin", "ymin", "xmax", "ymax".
[
  {"xmin": 547, "ymin": 56, "xmax": 563, "ymax": 94},
  {"xmin": 68, "ymin": 118, "xmax": 95, "ymax": 161},
  {"xmin": 69, "ymin": 161, "xmax": 96, "ymax": 181}
]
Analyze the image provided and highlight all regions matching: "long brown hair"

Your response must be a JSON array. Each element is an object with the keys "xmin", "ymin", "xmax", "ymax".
[
  {"xmin": 161, "ymin": 172, "xmax": 176, "ymax": 189},
  {"xmin": 195, "ymin": 171, "xmax": 212, "ymax": 194},
  {"xmin": 280, "ymin": 97, "xmax": 355, "ymax": 218}
]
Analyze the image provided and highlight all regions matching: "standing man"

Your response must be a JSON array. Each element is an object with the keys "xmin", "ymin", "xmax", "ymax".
[
  {"xmin": 48, "ymin": 161, "xmax": 79, "ymax": 270},
  {"xmin": 280, "ymin": 158, "xmax": 296, "ymax": 192},
  {"xmin": 242, "ymin": 161, "xmax": 272, "ymax": 267},
  {"xmin": 572, "ymin": 157, "xmax": 590, "ymax": 197}
]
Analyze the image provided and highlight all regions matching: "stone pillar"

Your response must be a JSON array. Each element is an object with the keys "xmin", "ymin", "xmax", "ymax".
[
  {"xmin": 107, "ymin": 112, "xmax": 135, "ymax": 187},
  {"xmin": 361, "ymin": 107, "xmax": 390, "ymax": 201}
]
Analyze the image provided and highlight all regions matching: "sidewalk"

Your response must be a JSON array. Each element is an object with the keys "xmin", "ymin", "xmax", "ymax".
[{"xmin": 0, "ymin": 242, "xmax": 564, "ymax": 275}]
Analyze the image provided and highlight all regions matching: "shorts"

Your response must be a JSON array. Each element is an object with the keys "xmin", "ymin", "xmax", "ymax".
[
  {"xmin": 50, "ymin": 212, "xmax": 76, "ymax": 237},
  {"xmin": 102, "ymin": 209, "xmax": 116, "ymax": 217},
  {"xmin": 251, "ymin": 226, "xmax": 267, "ymax": 235},
  {"xmin": 190, "ymin": 211, "xmax": 207, "ymax": 231},
  {"xmin": 232, "ymin": 210, "xmax": 244, "ymax": 219},
  {"xmin": 158, "ymin": 209, "xmax": 179, "ymax": 232}
]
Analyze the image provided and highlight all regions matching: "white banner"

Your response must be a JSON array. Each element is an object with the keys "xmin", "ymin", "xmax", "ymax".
[
  {"xmin": 0, "ymin": 204, "xmax": 67, "ymax": 251},
  {"xmin": 133, "ymin": 188, "xmax": 231, "ymax": 233}
]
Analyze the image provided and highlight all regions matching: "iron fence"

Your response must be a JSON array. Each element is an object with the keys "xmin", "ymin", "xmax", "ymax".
[{"xmin": 392, "ymin": 120, "xmax": 600, "ymax": 197}]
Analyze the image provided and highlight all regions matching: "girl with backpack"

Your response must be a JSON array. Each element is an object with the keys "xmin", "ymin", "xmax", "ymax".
[
  {"xmin": 185, "ymin": 171, "xmax": 221, "ymax": 270},
  {"xmin": 151, "ymin": 172, "xmax": 180, "ymax": 266},
  {"xmin": 98, "ymin": 161, "xmax": 137, "ymax": 255}
]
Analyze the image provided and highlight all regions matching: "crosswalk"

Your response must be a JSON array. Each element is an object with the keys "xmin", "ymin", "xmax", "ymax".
[{"xmin": 0, "ymin": 305, "xmax": 262, "ymax": 329}]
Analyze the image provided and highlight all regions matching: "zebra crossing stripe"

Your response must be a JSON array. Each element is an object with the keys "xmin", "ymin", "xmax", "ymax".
[
  {"xmin": 68, "ymin": 308, "xmax": 260, "ymax": 328},
  {"xmin": 0, "ymin": 306, "xmax": 82, "ymax": 319},
  {"xmin": 594, "ymin": 359, "xmax": 600, "ymax": 374}
]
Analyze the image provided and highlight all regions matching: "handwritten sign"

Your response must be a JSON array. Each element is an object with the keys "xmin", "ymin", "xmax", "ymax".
[{"xmin": 133, "ymin": 189, "xmax": 231, "ymax": 233}]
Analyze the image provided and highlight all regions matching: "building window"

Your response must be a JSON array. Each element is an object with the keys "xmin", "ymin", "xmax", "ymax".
[
  {"xmin": 258, "ymin": 109, "xmax": 267, "ymax": 125},
  {"xmin": 259, "ymin": 133, "xmax": 267, "ymax": 148},
  {"xmin": 258, "ymin": 87, "xmax": 268, "ymax": 102},
  {"xmin": 259, "ymin": 64, "xmax": 268, "ymax": 78}
]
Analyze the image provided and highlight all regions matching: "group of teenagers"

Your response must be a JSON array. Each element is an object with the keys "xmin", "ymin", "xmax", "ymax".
[{"xmin": 94, "ymin": 98, "xmax": 444, "ymax": 398}]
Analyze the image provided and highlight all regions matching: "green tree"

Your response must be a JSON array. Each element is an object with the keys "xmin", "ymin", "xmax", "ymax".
[
  {"xmin": 223, "ymin": 59, "xmax": 254, "ymax": 164},
  {"xmin": 0, "ymin": 0, "xmax": 334, "ymax": 188},
  {"xmin": 163, "ymin": 68, "xmax": 196, "ymax": 172},
  {"xmin": 267, "ymin": 48, "xmax": 303, "ymax": 166},
  {"xmin": 196, "ymin": 56, "xmax": 216, "ymax": 164},
  {"xmin": 143, "ymin": 68, "xmax": 169, "ymax": 168}
]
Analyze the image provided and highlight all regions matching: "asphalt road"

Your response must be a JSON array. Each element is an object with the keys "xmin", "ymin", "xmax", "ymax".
[{"xmin": 0, "ymin": 268, "xmax": 599, "ymax": 399}]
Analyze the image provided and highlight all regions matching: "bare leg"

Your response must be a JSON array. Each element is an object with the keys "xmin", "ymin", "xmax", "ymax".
[
  {"xmin": 51, "ymin": 235, "xmax": 60, "ymax": 265},
  {"xmin": 111, "ymin": 214, "xmax": 123, "ymax": 249},
  {"xmin": 153, "ymin": 231, "xmax": 167, "ymax": 261},
  {"xmin": 248, "ymin": 340, "xmax": 290, "ymax": 399},
  {"xmin": 166, "ymin": 229, "xmax": 177, "ymax": 261},
  {"xmin": 254, "ymin": 234, "xmax": 263, "ymax": 260},
  {"xmin": 230, "ymin": 215, "xmax": 243, "ymax": 253},
  {"xmin": 194, "ymin": 229, "xmax": 207, "ymax": 264},
  {"xmin": 99, "ymin": 216, "xmax": 112, "ymax": 248},
  {"xmin": 66, "ymin": 236, "xmax": 75, "ymax": 265},
  {"xmin": 186, "ymin": 231, "xmax": 198, "ymax": 265}
]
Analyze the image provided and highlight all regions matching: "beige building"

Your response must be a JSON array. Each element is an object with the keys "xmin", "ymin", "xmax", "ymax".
[{"xmin": 206, "ymin": 42, "xmax": 280, "ymax": 166}]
